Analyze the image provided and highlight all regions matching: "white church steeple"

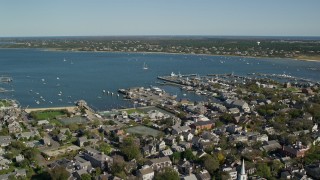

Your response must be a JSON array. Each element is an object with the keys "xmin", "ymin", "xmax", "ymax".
[{"xmin": 237, "ymin": 159, "xmax": 247, "ymax": 180}]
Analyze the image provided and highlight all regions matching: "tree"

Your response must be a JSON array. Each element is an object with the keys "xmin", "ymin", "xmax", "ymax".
[
  {"xmin": 217, "ymin": 152, "xmax": 225, "ymax": 164},
  {"xmin": 110, "ymin": 156, "xmax": 126, "ymax": 178},
  {"xmin": 22, "ymin": 148, "xmax": 39, "ymax": 162},
  {"xmin": 99, "ymin": 142, "xmax": 112, "ymax": 155},
  {"xmin": 154, "ymin": 167, "xmax": 179, "ymax": 180},
  {"xmin": 68, "ymin": 123, "xmax": 79, "ymax": 131},
  {"xmin": 49, "ymin": 166, "xmax": 70, "ymax": 180},
  {"xmin": 182, "ymin": 149, "xmax": 196, "ymax": 161},
  {"xmin": 256, "ymin": 163, "xmax": 272, "ymax": 179},
  {"xmin": 93, "ymin": 167, "xmax": 102, "ymax": 176},
  {"xmin": 269, "ymin": 160, "xmax": 283, "ymax": 177},
  {"xmin": 172, "ymin": 152, "xmax": 181, "ymax": 164},
  {"xmin": 120, "ymin": 136, "xmax": 141, "ymax": 160},
  {"xmin": 201, "ymin": 155, "xmax": 219, "ymax": 175},
  {"xmin": 81, "ymin": 173, "xmax": 92, "ymax": 180}
]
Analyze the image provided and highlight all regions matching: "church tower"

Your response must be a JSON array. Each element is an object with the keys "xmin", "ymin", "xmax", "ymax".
[{"xmin": 237, "ymin": 159, "xmax": 247, "ymax": 180}]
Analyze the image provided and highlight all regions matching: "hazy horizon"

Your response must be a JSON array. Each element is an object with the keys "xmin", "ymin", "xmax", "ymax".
[{"xmin": 1, "ymin": 0, "xmax": 320, "ymax": 37}]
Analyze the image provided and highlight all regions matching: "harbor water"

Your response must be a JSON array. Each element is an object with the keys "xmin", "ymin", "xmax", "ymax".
[{"xmin": 0, "ymin": 49, "xmax": 320, "ymax": 110}]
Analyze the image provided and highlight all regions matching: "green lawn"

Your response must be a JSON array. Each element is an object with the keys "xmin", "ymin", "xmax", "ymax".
[
  {"xmin": 0, "ymin": 100, "xmax": 12, "ymax": 107},
  {"xmin": 30, "ymin": 110, "xmax": 68, "ymax": 120},
  {"xmin": 125, "ymin": 108, "xmax": 144, "ymax": 115}
]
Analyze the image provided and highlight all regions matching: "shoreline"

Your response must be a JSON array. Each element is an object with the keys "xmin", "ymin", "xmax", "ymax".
[
  {"xmin": 43, "ymin": 48, "xmax": 320, "ymax": 62},
  {"xmin": 5, "ymin": 47, "xmax": 318, "ymax": 63}
]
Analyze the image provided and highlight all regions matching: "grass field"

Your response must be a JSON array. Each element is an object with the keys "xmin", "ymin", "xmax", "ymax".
[
  {"xmin": 125, "ymin": 108, "xmax": 144, "ymax": 114},
  {"xmin": 0, "ymin": 100, "xmax": 11, "ymax": 107},
  {"xmin": 30, "ymin": 109, "xmax": 68, "ymax": 120}
]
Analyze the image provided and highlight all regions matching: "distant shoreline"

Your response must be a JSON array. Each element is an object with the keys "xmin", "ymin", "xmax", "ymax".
[{"xmin": 1, "ymin": 47, "xmax": 320, "ymax": 62}]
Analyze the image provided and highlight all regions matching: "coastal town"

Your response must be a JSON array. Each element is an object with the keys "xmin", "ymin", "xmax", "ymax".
[
  {"xmin": 1, "ymin": 37, "xmax": 320, "ymax": 61},
  {"xmin": 0, "ymin": 73, "xmax": 320, "ymax": 180}
]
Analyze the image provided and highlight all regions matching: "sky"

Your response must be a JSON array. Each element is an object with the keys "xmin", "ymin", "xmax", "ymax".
[{"xmin": 0, "ymin": 0, "xmax": 320, "ymax": 37}]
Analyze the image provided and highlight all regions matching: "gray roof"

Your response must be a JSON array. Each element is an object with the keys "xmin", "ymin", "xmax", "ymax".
[
  {"xmin": 232, "ymin": 100, "xmax": 248, "ymax": 107},
  {"xmin": 139, "ymin": 167, "xmax": 154, "ymax": 175},
  {"xmin": 148, "ymin": 156, "xmax": 171, "ymax": 164}
]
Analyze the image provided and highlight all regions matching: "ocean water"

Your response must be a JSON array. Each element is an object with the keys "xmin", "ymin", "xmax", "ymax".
[{"xmin": 0, "ymin": 49, "xmax": 320, "ymax": 110}]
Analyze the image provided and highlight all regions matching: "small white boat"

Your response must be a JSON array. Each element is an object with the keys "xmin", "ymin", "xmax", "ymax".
[{"xmin": 143, "ymin": 62, "xmax": 148, "ymax": 70}]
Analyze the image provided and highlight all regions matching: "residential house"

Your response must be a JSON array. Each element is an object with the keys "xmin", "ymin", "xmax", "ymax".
[
  {"xmin": 57, "ymin": 133, "xmax": 68, "ymax": 142},
  {"xmin": 230, "ymin": 134, "xmax": 248, "ymax": 143},
  {"xmin": 138, "ymin": 165, "xmax": 154, "ymax": 180},
  {"xmin": 312, "ymin": 124, "xmax": 318, "ymax": 132},
  {"xmin": 202, "ymin": 131, "xmax": 220, "ymax": 145},
  {"xmin": 172, "ymin": 125, "xmax": 191, "ymax": 135},
  {"xmin": 172, "ymin": 145, "xmax": 185, "ymax": 152},
  {"xmin": 260, "ymin": 140, "xmax": 281, "ymax": 152},
  {"xmin": 161, "ymin": 149, "xmax": 173, "ymax": 157},
  {"xmin": 74, "ymin": 155, "xmax": 91, "ymax": 171},
  {"xmin": 182, "ymin": 132, "xmax": 194, "ymax": 142},
  {"xmin": 146, "ymin": 156, "xmax": 172, "ymax": 171},
  {"xmin": 231, "ymin": 100, "xmax": 250, "ymax": 113},
  {"xmin": 226, "ymin": 124, "xmax": 242, "ymax": 134},
  {"xmin": 37, "ymin": 120, "xmax": 49, "ymax": 126},
  {"xmin": 15, "ymin": 154, "xmax": 24, "ymax": 163},
  {"xmin": 48, "ymin": 158, "xmax": 75, "ymax": 173},
  {"xmin": 43, "ymin": 124, "xmax": 55, "ymax": 132},
  {"xmin": 8, "ymin": 121, "xmax": 22, "ymax": 133},
  {"xmin": 196, "ymin": 170, "xmax": 211, "ymax": 180},
  {"xmin": 190, "ymin": 121, "xmax": 215, "ymax": 131},
  {"xmin": 0, "ymin": 156, "xmax": 11, "ymax": 170},
  {"xmin": 77, "ymin": 136, "xmax": 99, "ymax": 147},
  {"xmin": 179, "ymin": 141, "xmax": 192, "ymax": 150},
  {"xmin": 191, "ymin": 136, "xmax": 203, "ymax": 148},
  {"xmin": 142, "ymin": 144, "xmax": 157, "ymax": 157},
  {"xmin": 73, "ymin": 169, "xmax": 89, "ymax": 180},
  {"xmin": 182, "ymin": 174, "xmax": 197, "ymax": 180},
  {"xmin": 199, "ymin": 140, "xmax": 214, "ymax": 150},
  {"xmin": 178, "ymin": 160, "xmax": 193, "ymax": 175},
  {"xmin": 164, "ymin": 136, "xmax": 176, "ymax": 146},
  {"xmin": 147, "ymin": 110, "xmax": 169, "ymax": 121},
  {"xmin": 0, "ymin": 136, "xmax": 12, "ymax": 147},
  {"xmin": 305, "ymin": 163, "xmax": 320, "ymax": 180},
  {"xmin": 83, "ymin": 147, "xmax": 113, "ymax": 170},
  {"xmin": 222, "ymin": 167, "xmax": 237, "ymax": 180},
  {"xmin": 229, "ymin": 108, "xmax": 240, "ymax": 114},
  {"xmin": 157, "ymin": 140, "xmax": 166, "ymax": 151},
  {"xmin": 250, "ymin": 134, "xmax": 269, "ymax": 142},
  {"xmin": 16, "ymin": 130, "xmax": 40, "ymax": 140},
  {"xmin": 0, "ymin": 169, "xmax": 27, "ymax": 180},
  {"xmin": 41, "ymin": 137, "xmax": 51, "ymax": 146}
]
